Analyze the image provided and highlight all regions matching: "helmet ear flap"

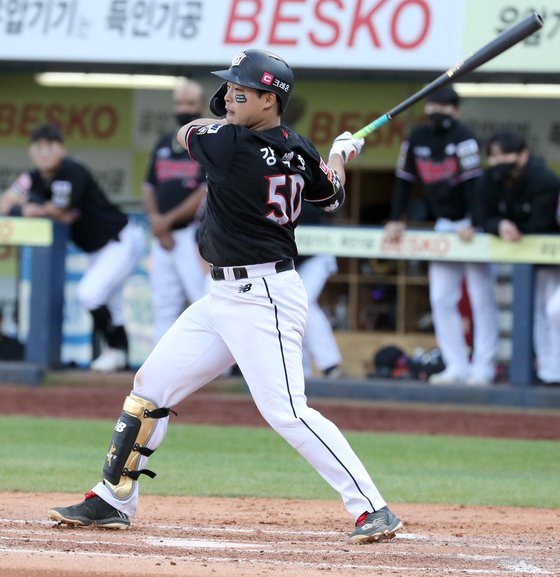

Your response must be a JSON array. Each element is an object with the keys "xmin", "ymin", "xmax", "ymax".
[{"xmin": 210, "ymin": 82, "xmax": 227, "ymax": 117}]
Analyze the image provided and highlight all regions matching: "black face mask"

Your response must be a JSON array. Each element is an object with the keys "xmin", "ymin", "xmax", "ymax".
[
  {"xmin": 490, "ymin": 162, "xmax": 517, "ymax": 183},
  {"xmin": 428, "ymin": 112, "xmax": 454, "ymax": 132},
  {"xmin": 175, "ymin": 112, "xmax": 198, "ymax": 126}
]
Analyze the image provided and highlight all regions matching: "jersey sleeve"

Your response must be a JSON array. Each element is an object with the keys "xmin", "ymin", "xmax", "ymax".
[
  {"xmin": 302, "ymin": 157, "xmax": 345, "ymax": 213},
  {"xmin": 185, "ymin": 123, "xmax": 238, "ymax": 182}
]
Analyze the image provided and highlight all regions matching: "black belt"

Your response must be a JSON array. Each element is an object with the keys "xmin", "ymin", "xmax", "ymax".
[{"xmin": 210, "ymin": 259, "xmax": 294, "ymax": 281}]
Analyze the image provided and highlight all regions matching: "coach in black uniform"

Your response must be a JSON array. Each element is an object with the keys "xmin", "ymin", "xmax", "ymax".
[
  {"xmin": 5, "ymin": 124, "xmax": 144, "ymax": 372},
  {"xmin": 477, "ymin": 131, "xmax": 560, "ymax": 385},
  {"xmin": 49, "ymin": 50, "xmax": 403, "ymax": 544},
  {"xmin": 385, "ymin": 86, "xmax": 499, "ymax": 386}
]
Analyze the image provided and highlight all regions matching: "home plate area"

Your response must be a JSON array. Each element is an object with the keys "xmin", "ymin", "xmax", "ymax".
[{"xmin": 1, "ymin": 493, "xmax": 558, "ymax": 577}]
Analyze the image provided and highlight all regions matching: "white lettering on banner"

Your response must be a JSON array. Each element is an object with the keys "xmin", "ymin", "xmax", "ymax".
[{"xmin": 0, "ymin": 0, "xmax": 462, "ymax": 70}]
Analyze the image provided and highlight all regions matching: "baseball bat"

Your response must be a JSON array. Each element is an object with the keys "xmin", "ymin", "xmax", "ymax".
[{"xmin": 352, "ymin": 10, "xmax": 544, "ymax": 139}]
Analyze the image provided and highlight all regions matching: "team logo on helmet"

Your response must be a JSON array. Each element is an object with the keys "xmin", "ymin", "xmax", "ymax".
[
  {"xmin": 261, "ymin": 72, "xmax": 274, "ymax": 86},
  {"xmin": 231, "ymin": 51, "xmax": 247, "ymax": 66}
]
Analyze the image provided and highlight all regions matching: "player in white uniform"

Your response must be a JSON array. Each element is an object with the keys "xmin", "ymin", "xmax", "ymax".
[
  {"xmin": 385, "ymin": 87, "xmax": 499, "ymax": 386},
  {"xmin": 2, "ymin": 124, "xmax": 144, "ymax": 372},
  {"xmin": 48, "ymin": 50, "xmax": 402, "ymax": 544},
  {"xmin": 144, "ymin": 80, "xmax": 209, "ymax": 343},
  {"xmin": 296, "ymin": 203, "xmax": 342, "ymax": 378}
]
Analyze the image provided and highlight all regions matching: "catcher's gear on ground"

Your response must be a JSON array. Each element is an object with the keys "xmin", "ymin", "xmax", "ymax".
[
  {"xmin": 211, "ymin": 49, "xmax": 293, "ymax": 113},
  {"xmin": 329, "ymin": 131, "xmax": 364, "ymax": 163},
  {"xmin": 102, "ymin": 393, "xmax": 174, "ymax": 499}
]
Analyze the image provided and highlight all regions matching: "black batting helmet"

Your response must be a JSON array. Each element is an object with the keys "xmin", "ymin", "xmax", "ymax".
[{"xmin": 210, "ymin": 49, "xmax": 293, "ymax": 116}]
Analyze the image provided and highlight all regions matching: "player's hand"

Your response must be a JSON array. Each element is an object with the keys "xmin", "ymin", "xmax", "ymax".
[
  {"xmin": 149, "ymin": 212, "xmax": 172, "ymax": 237},
  {"xmin": 458, "ymin": 225, "xmax": 474, "ymax": 242},
  {"xmin": 44, "ymin": 202, "xmax": 80, "ymax": 224},
  {"xmin": 158, "ymin": 232, "xmax": 175, "ymax": 251},
  {"xmin": 498, "ymin": 219, "xmax": 522, "ymax": 242},
  {"xmin": 329, "ymin": 131, "xmax": 364, "ymax": 163},
  {"xmin": 383, "ymin": 221, "xmax": 405, "ymax": 242}
]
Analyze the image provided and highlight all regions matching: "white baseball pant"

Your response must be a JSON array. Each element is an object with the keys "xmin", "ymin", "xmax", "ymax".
[
  {"xmin": 297, "ymin": 255, "xmax": 341, "ymax": 376},
  {"xmin": 429, "ymin": 218, "xmax": 499, "ymax": 381},
  {"xmin": 534, "ymin": 266, "xmax": 560, "ymax": 383},
  {"xmin": 150, "ymin": 222, "xmax": 208, "ymax": 342},
  {"xmin": 77, "ymin": 220, "xmax": 145, "ymax": 325},
  {"xmin": 93, "ymin": 266, "xmax": 386, "ymax": 520}
]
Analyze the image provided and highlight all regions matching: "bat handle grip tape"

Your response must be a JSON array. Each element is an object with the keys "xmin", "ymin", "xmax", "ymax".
[{"xmin": 353, "ymin": 114, "xmax": 391, "ymax": 139}]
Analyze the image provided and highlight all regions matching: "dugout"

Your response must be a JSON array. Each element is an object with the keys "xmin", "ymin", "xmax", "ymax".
[{"xmin": 1, "ymin": 0, "xmax": 559, "ymax": 403}]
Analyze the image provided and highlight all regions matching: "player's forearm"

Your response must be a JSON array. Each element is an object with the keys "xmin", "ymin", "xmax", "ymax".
[
  {"xmin": 327, "ymin": 155, "xmax": 346, "ymax": 187},
  {"xmin": 163, "ymin": 187, "xmax": 206, "ymax": 226}
]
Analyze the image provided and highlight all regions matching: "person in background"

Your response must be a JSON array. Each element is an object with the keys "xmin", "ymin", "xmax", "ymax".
[
  {"xmin": 144, "ymin": 79, "xmax": 209, "ymax": 343},
  {"xmin": 282, "ymin": 97, "xmax": 343, "ymax": 380},
  {"xmin": 0, "ymin": 123, "xmax": 144, "ymax": 372},
  {"xmin": 478, "ymin": 130, "xmax": 560, "ymax": 385},
  {"xmin": 384, "ymin": 86, "xmax": 499, "ymax": 386},
  {"xmin": 296, "ymin": 202, "xmax": 343, "ymax": 379}
]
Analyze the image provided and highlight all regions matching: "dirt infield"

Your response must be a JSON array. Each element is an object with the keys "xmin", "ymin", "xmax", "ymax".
[
  {"xmin": 2, "ymin": 494, "xmax": 559, "ymax": 577},
  {"xmin": 1, "ymin": 375, "xmax": 560, "ymax": 576}
]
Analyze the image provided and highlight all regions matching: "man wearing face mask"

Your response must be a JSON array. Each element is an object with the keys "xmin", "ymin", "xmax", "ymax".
[
  {"xmin": 384, "ymin": 86, "xmax": 499, "ymax": 386},
  {"xmin": 478, "ymin": 130, "xmax": 560, "ymax": 385},
  {"xmin": 143, "ymin": 79, "xmax": 209, "ymax": 343}
]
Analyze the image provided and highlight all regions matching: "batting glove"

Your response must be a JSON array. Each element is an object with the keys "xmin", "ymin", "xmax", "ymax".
[{"xmin": 329, "ymin": 131, "xmax": 364, "ymax": 163}]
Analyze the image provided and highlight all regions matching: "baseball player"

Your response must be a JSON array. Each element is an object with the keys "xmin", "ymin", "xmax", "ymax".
[
  {"xmin": 48, "ymin": 49, "xmax": 403, "ymax": 544},
  {"xmin": 144, "ymin": 79, "xmax": 209, "ymax": 343},
  {"xmin": 296, "ymin": 202, "xmax": 343, "ymax": 378},
  {"xmin": 385, "ymin": 86, "xmax": 499, "ymax": 386},
  {"xmin": 478, "ymin": 131, "xmax": 560, "ymax": 385},
  {"xmin": 3, "ymin": 124, "xmax": 144, "ymax": 372}
]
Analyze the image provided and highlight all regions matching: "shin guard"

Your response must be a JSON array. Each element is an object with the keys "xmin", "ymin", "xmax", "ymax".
[{"xmin": 103, "ymin": 393, "xmax": 173, "ymax": 499}]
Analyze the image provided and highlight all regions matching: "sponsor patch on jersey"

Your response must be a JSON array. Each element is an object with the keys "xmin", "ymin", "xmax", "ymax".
[
  {"xmin": 319, "ymin": 159, "xmax": 339, "ymax": 188},
  {"xmin": 413, "ymin": 145, "xmax": 431, "ymax": 158},
  {"xmin": 156, "ymin": 146, "xmax": 172, "ymax": 158},
  {"xmin": 196, "ymin": 124, "xmax": 223, "ymax": 135},
  {"xmin": 461, "ymin": 154, "xmax": 480, "ymax": 170},
  {"xmin": 457, "ymin": 138, "xmax": 478, "ymax": 156}
]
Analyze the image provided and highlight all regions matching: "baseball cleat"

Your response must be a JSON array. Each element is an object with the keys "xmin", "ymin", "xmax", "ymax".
[
  {"xmin": 349, "ymin": 506, "xmax": 403, "ymax": 544},
  {"xmin": 48, "ymin": 491, "xmax": 130, "ymax": 529},
  {"xmin": 90, "ymin": 348, "xmax": 127, "ymax": 373}
]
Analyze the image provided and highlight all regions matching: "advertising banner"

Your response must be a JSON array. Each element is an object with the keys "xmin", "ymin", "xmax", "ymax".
[{"xmin": 0, "ymin": 0, "xmax": 463, "ymax": 71}]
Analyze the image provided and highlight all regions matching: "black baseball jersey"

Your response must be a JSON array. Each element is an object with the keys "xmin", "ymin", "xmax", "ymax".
[
  {"xmin": 145, "ymin": 131, "xmax": 206, "ymax": 229},
  {"xmin": 391, "ymin": 121, "xmax": 482, "ymax": 222},
  {"xmin": 478, "ymin": 155, "xmax": 560, "ymax": 235},
  {"xmin": 185, "ymin": 123, "xmax": 343, "ymax": 266},
  {"xmin": 23, "ymin": 157, "xmax": 127, "ymax": 253}
]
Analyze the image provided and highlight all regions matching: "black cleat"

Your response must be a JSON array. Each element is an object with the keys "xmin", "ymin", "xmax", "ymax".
[{"xmin": 48, "ymin": 491, "xmax": 130, "ymax": 529}]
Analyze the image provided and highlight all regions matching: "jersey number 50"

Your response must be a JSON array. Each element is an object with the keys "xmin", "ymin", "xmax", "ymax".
[{"xmin": 265, "ymin": 174, "xmax": 304, "ymax": 225}]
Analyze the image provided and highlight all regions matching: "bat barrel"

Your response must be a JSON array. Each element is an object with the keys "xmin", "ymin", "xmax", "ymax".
[{"xmin": 353, "ymin": 11, "xmax": 543, "ymax": 139}]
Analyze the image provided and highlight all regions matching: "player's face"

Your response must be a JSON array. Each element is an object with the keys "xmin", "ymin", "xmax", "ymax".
[
  {"xmin": 223, "ymin": 82, "xmax": 276, "ymax": 128},
  {"xmin": 29, "ymin": 139, "xmax": 65, "ymax": 175}
]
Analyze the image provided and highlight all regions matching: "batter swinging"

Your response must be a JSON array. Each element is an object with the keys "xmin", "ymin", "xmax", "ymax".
[{"xmin": 48, "ymin": 49, "xmax": 403, "ymax": 544}]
